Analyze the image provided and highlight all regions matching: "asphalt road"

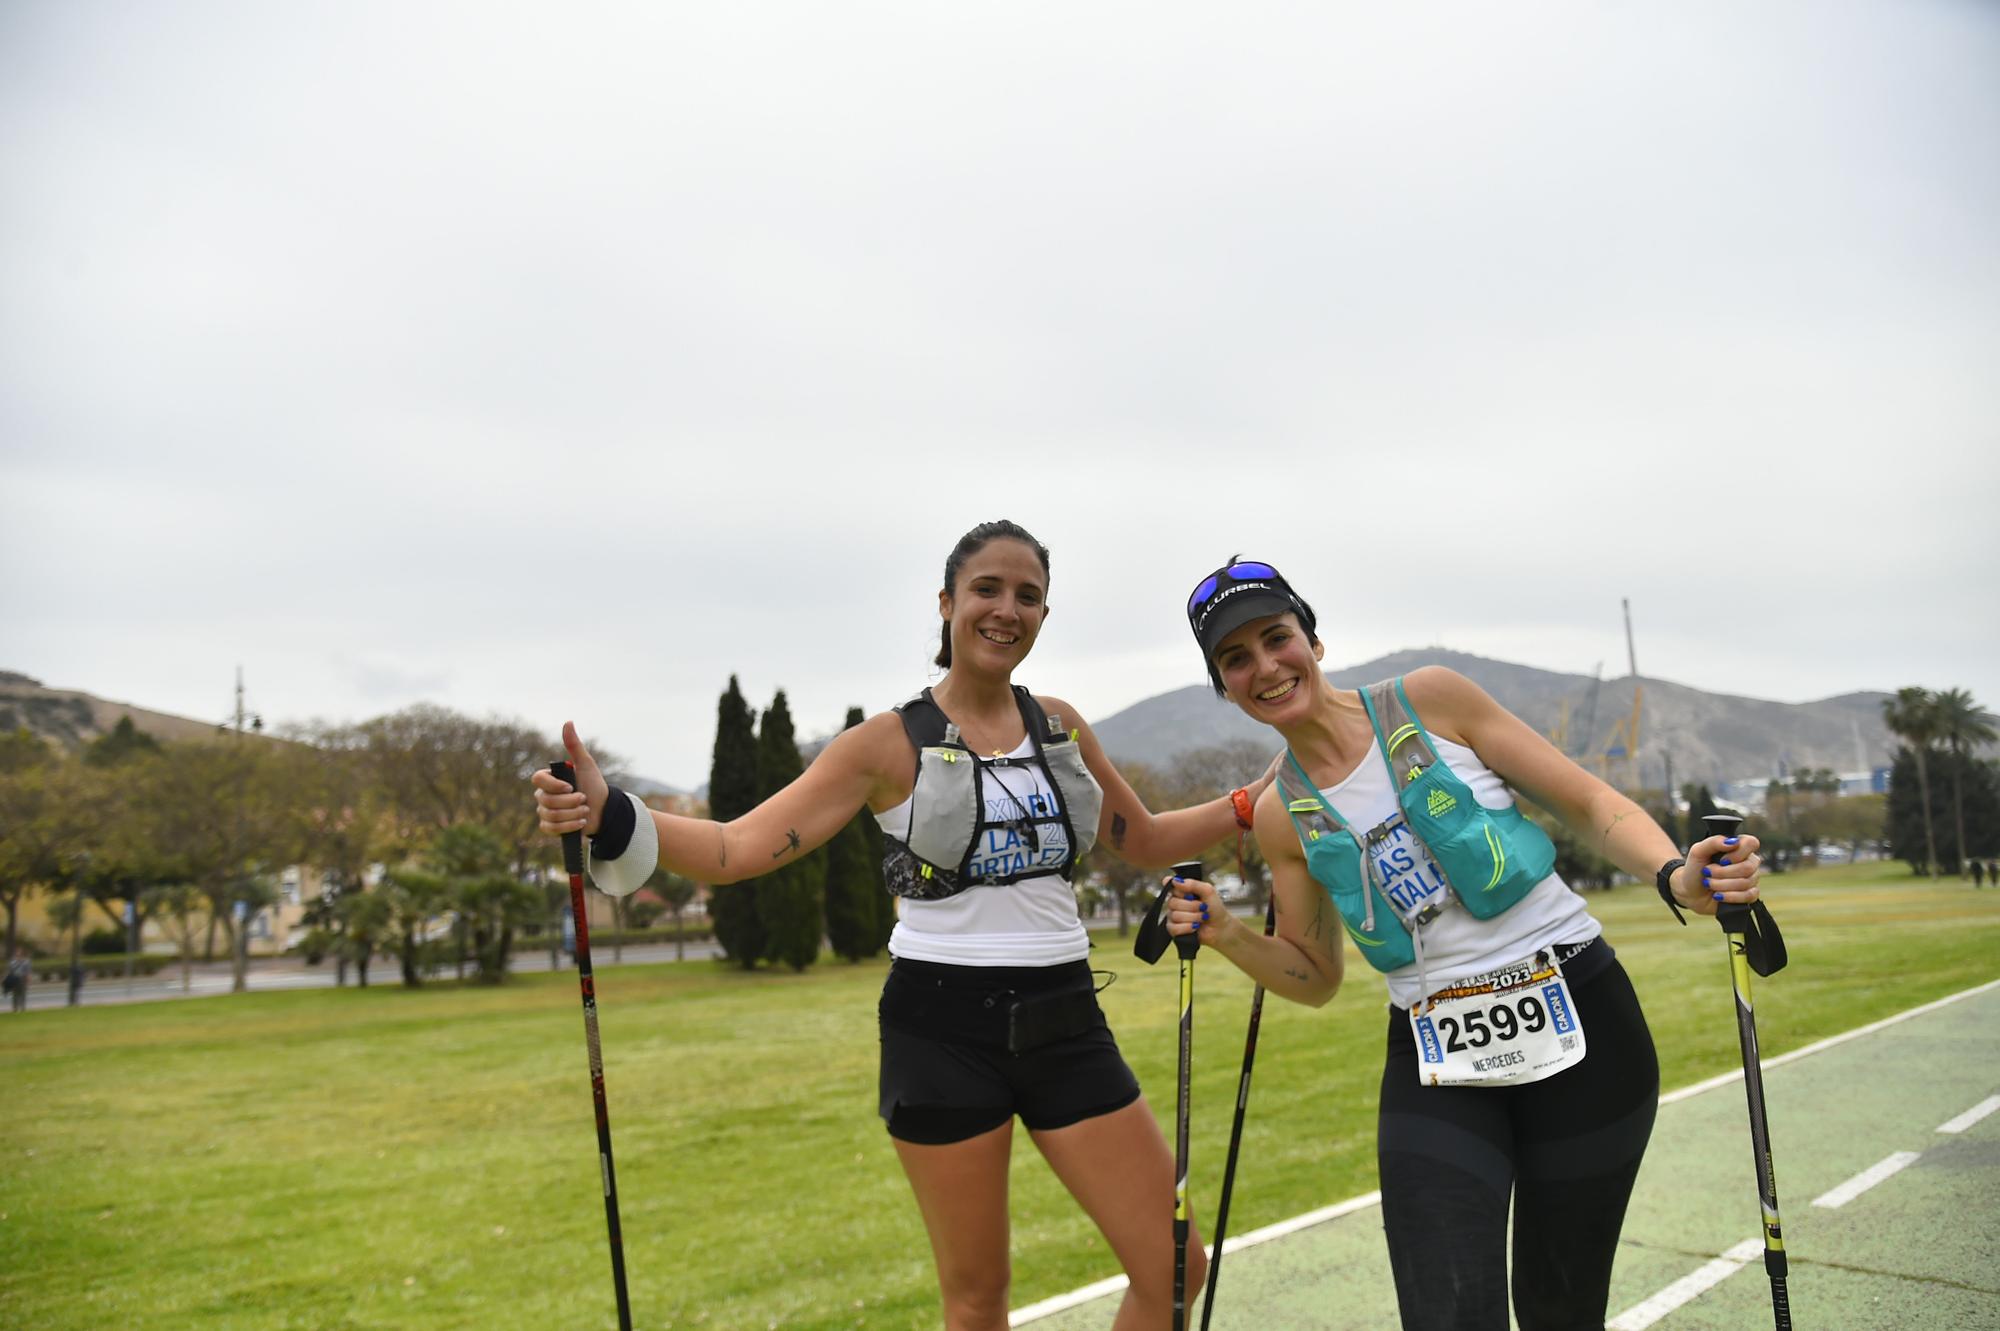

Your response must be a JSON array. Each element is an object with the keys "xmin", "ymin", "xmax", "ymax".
[
  {"xmin": 2, "ymin": 907, "xmax": 1190, "ymax": 1012},
  {"xmin": 4, "ymin": 935, "xmax": 729, "ymax": 1011}
]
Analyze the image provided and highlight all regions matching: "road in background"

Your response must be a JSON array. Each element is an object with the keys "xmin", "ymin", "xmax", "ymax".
[{"xmin": 5, "ymin": 937, "xmax": 729, "ymax": 1011}]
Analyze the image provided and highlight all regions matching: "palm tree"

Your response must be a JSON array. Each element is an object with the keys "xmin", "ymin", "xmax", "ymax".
[
  {"xmin": 1934, "ymin": 688, "xmax": 1999, "ymax": 875},
  {"xmin": 1882, "ymin": 687, "xmax": 1941, "ymax": 876}
]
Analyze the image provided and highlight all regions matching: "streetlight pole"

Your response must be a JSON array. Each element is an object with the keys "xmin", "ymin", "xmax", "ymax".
[
  {"xmin": 223, "ymin": 666, "xmax": 261, "ymax": 994},
  {"xmin": 67, "ymin": 851, "xmax": 90, "ymax": 1007}
]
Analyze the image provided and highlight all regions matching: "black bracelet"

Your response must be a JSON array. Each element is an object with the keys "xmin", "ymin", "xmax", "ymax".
[
  {"xmin": 1655, "ymin": 856, "xmax": 1689, "ymax": 926},
  {"xmin": 589, "ymin": 784, "xmax": 636, "ymax": 860}
]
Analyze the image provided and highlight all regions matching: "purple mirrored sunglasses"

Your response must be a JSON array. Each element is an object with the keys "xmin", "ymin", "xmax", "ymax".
[{"xmin": 1186, "ymin": 560, "xmax": 1281, "ymax": 617}]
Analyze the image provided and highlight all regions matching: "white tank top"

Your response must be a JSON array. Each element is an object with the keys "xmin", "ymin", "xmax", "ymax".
[
  {"xmin": 878, "ymin": 732, "xmax": 1091, "ymax": 966},
  {"xmin": 1310, "ymin": 732, "xmax": 1601, "ymax": 1008}
]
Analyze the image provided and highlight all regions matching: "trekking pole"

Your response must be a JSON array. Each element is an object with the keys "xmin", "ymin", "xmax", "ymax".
[
  {"xmin": 1702, "ymin": 812, "xmax": 1791, "ymax": 1331},
  {"xmin": 552, "ymin": 760, "xmax": 634, "ymax": 1331},
  {"xmin": 1199, "ymin": 881, "xmax": 1275, "ymax": 1331},
  {"xmin": 1169, "ymin": 860, "xmax": 1204, "ymax": 1331}
]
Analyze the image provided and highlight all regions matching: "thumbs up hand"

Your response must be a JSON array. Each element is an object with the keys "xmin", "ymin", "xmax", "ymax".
[{"xmin": 533, "ymin": 721, "xmax": 612, "ymax": 837}]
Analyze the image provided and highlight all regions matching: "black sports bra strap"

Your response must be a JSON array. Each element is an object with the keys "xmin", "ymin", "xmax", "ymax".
[{"xmin": 893, "ymin": 689, "xmax": 949, "ymax": 752}]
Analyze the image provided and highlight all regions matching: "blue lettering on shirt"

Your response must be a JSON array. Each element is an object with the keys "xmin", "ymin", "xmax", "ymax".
[
  {"xmin": 968, "ymin": 780, "xmax": 1069, "ymax": 881},
  {"xmin": 1369, "ymin": 820, "xmax": 1448, "ymax": 917}
]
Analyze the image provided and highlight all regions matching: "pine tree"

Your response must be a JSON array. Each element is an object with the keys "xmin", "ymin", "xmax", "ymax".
[
  {"xmin": 754, "ymin": 690, "xmax": 825, "ymax": 971},
  {"xmin": 824, "ymin": 707, "xmax": 889, "ymax": 961},
  {"xmin": 707, "ymin": 676, "xmax": 765, "ymax": 968}
]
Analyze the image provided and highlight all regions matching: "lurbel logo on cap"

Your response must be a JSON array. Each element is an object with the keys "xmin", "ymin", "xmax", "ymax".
[{"xmin": 1193, "ymin": 579, "xmax": 1280, "ymax": 632}]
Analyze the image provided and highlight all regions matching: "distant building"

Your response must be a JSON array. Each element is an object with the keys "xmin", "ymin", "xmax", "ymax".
[{"xmin": 1841, "ymin": 768, "xmax": 1891, "ymax": 796}]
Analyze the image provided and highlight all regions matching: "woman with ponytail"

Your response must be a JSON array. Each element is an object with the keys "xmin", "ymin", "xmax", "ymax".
[{"xmin": 534, "ymin": 520, "xmax": 1274, "ymax": 1330}]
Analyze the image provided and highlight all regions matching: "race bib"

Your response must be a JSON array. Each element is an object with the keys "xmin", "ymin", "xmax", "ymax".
[{"xmin": 1408, "ymin": 949, "xmax": 1586, "ymax": 1087}]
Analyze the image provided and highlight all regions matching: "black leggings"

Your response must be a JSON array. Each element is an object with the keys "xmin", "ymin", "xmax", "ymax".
[{"xmin": 1377, "ymin": 950, "xmax": 1659, "ymax": 1331}]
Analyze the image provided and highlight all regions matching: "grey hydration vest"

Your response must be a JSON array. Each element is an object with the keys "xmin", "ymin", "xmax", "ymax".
[{"xmin": 881, "ymin": 686, "xmax": 1104, "ymax": 901}]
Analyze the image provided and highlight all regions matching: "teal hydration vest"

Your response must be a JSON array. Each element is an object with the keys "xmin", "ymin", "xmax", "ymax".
[{"xmin": 1274, "ymin": 677, "xmax": 1557, "ymax": 975}]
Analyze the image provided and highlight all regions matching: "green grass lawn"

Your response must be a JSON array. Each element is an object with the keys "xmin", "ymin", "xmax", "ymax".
[{"xmin": 3, "ymin": 863, "xmax": 1995, "ymax": 1330}]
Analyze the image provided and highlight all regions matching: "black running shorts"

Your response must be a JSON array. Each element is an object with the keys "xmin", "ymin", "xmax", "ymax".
[{"xmin": 877, "ymin": 957, "xmax": 1142, "ymax": 1145}]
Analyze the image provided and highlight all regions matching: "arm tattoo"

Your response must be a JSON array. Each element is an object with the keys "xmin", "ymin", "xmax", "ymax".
[
  {"xmin": 772, "ymin": 828, "xmax": 802, "ymax": 860},
  {"xmin": 1284, "ymin": 966, "xmax": 1310, "ymax": 982},
  {"xmin": 1600, "ymin": 809, "xmax": 1636, "ymax": 850},
  {"xmin": 1306, "ymin": 897, "xmax": 1326, "ymax": 943},
  {"xmin": 1111, "ymin": 813, "xmax": 1127, "ymax": 850},
  {"xmin": 718, "ymin": 833, "xmax": 728, "ymax": 868}
]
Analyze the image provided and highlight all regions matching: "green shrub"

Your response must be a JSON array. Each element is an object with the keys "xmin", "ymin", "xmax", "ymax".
[{"xmin": 82, "ymin": 928, "xmax": 126, "ymax": 955}]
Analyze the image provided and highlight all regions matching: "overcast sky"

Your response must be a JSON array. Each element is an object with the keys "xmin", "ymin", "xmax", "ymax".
[{"xmin": 3, "ymin": 1, "xmax": 1996, "ymax": 787}]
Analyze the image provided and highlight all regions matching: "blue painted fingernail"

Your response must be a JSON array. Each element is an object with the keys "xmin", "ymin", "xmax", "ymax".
[
  {"xmin": 1725, "ymin": 837, "xmax": 1739, "ymax": 845},
  {"xmin": 1719, "ymin": 857, "xmax": 1730, "ymax": 866},
  {"xmin": 1172, "ymin": 876, "xmax": 1184, "ymax": 883},
  {"xmin": 1702, "ymin": 867, "xmax": 1711, "ymax": 878},
  {"xmin": 1713, "ymin": 892, "xmax": 1724, "ymax": 901}
]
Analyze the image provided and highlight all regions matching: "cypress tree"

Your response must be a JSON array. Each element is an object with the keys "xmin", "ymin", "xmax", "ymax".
[
  {"xmin": 754, "ymin": 690, "xmax": 826, "ymax": 971},
  {"xmin": 1687, "ymin": 784, "xmax": 1722, "ymax": 841},
  {"xmin": 866, "ymin": 810, "xmax": 897, "ymax": 953},
  {"xmin": 824, "ymin": 707, "xmax": 889, "ymax": 961},
  {"xmin": 707, "ymin": 675, "xmax": 765, "ymax": 968}
]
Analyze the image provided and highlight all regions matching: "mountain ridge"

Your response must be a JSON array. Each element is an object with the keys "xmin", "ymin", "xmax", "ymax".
[
  {"xmin": 6, "ymin": 654, "xmax": 1897, "ymax": 794},
  {"xmin": 1089, "ymin": 648, "xmax": 1892, "ymax": 786}
]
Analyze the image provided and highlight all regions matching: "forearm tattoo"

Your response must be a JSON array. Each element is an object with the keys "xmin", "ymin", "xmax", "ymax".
[
  {"xmin": 1284, "ymin": 966, "xmax": 1310, "ymax": 983},
  {"xmin": 1111, "ymin": 813, "xmax": 1128, "ymax": 850},
  {"xmin": 772, "ymin": 828, "xmax": 802, "ymax": 860},
  {"xmin": 1600, "ymin": 809, "xmax": 1637, "ymax": 851}
]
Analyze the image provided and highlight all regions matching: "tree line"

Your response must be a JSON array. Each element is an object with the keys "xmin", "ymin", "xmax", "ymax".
[
  {"xmin": 0, "ymin": 707, "xmax": 602, "ymax": 993},
  {"xmin": 1881, "ymin": 686, "xmax": 1999, "ymax": 877}
]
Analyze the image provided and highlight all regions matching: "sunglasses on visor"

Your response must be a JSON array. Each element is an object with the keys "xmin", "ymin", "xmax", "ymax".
[{"xmin": 1187, "ymin": 561, "xmax": 1282, "ymax": 617}]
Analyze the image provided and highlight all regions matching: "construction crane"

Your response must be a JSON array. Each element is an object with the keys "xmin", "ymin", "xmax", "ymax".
[
  {"xmin": 1597, "ymin": 599, "xmax": 1643, "ymax": 791},
  {"xmin": 1549, "ymin": 661, "xmax": 1602, "ymax": 760},
  {"xmin": 1545, "ymin": 605, "xmax": 1645, "ymax": 791}
]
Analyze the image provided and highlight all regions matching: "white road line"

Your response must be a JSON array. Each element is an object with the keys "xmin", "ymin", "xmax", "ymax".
[
  {"xmin": 1937, "ymin": 1094, "xmax": 2000, "ymax": 1135},
  {"xmin": 1658, "ymin": 975, "xmax": 2000, "ymax": 1106},
  {"xmin": 1009, "ymin": 1274, "xmax": 1131, "ymax": 1325},
  {"xmin": 1811, "ymin": 1151, "xmax": 1923, "ymax": 1209},
  {"xmin": 1604, "ymin": 1238, "xmax": 1764, "ymax": 1331},
  {"xmin": 1008, "ymin": 976, "xmax": 2000, "ymax": 1325},
  {"xmin": 1007, "ymin": 1193, "xmax": 1385, "ymax": 1324}
]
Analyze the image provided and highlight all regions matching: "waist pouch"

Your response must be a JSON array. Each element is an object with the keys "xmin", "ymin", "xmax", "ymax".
[{"xmin": 881, "ymin": 959, "xmax": 1104, "ymax": 1054}]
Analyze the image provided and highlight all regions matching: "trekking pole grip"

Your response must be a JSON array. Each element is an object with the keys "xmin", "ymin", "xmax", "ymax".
[
  {"xmin": 1172, "ymin": 861, "xmax": 1204, "ymax": 959},
  {"xmin": 1703, "ymin": 812, "xmax": 1747, "ymax": 932},
  {"xmin": 552, "ymin": 761, "xmax": 586, "ymax": 877}
]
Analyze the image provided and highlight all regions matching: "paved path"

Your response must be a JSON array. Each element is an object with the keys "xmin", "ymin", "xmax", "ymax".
[
  {"xmin": 5, "ymin": 936, "xmax": 728, "ymax": 1011},
  {"xmin": 4, "ymin": 910, "xmax": 1176, "ymax": 1012},
  {"xmin": 1014, "ymin": 980, "xmax": 2000, "ymax": 1329}
]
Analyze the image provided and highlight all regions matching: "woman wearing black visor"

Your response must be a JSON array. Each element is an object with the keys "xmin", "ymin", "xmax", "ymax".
[{"xmin": 1163, "ymin": 557, "xmax": 1764, "ymax": 1331}]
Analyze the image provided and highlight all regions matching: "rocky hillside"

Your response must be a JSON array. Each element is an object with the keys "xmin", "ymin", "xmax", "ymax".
[{"xmin": 0, "ymin": 671, "xmax": 240, "ymax": 751}]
